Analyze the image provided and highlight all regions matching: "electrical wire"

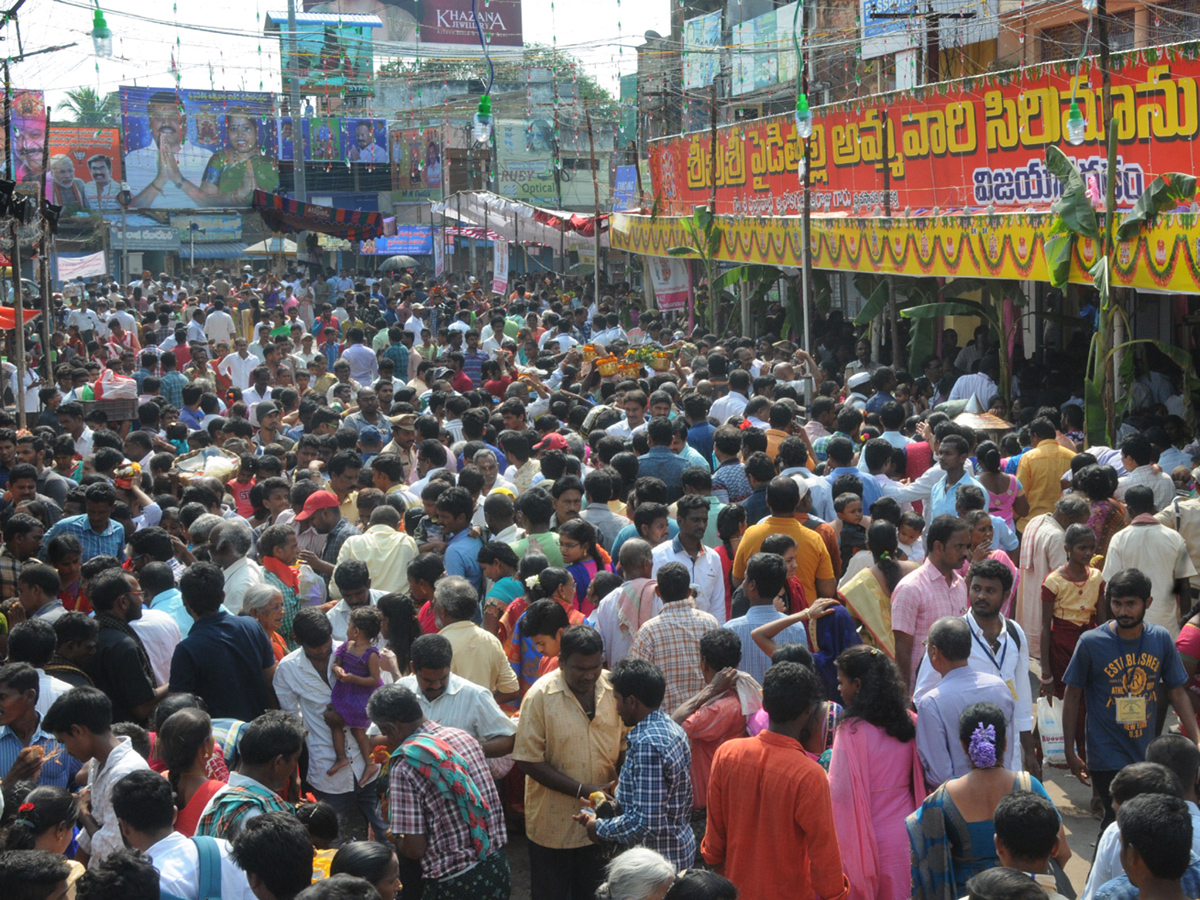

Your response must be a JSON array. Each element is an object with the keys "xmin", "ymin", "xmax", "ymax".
[{"xmin": 472, "ymin": 0, "xmax": 495, "ymax": 95}]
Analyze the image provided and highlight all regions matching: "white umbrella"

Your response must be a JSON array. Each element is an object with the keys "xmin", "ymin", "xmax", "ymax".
[{"xmin": 244, "ymin": 237, "xmax": 298, "ymax": 256}]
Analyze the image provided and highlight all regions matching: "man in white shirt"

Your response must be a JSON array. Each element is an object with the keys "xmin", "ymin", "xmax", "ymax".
[
  {"xmin": 210, "ymin": 522, "xmax": 263, "ymax": 615},
  {"xmin": 710, "ymin": 370, "xmax": 751, "ymax": 424},
  {"xmin": 947, "ymin": 355, "xmax": 1001, "ymax": 410},
  {"xmin": 346, "ymin": 121, "xmax": 388, "ymax": 163},
  {"xmin": 215, "ymin": 338, "xmax": 259, "ymax": 391},
  {"xmin": 66, "ymin": 300, "xmax": 102, "ymax": 339},
  {"xmin": 1116, "ymin": 433, "xmax": 1177, "ymax": 512},
  {"xmin": 651, "ymin": 495, "xmax": 726, "ymax": 625},
  {"xmin": 204, "ymin": 300, "xmax": 237, "ymax": 345},
  {"xmin": 111, "ymin": 769, "xmax": 257, "ymax": 900},
  {"xmin": 275, "ymin": 607, "xmax": 387, "ymax": 837},
  {"xmin": 127, "ymin": 90, "xmax": 211, "ymax": 209}
]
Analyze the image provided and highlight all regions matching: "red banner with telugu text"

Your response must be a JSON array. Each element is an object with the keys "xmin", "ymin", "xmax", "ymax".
[{"xmin": 649, "ymin": 43, "xmax": 1200, "ymax": 218}]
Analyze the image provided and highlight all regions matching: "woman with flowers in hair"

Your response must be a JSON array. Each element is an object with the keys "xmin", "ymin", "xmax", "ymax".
[
  {"xmin": 907, "ymin": 702, "xmax": 1068, "ymax": 900},
  {"xmin": 0, "ymin": 786, "xmax": 84, "ymax": 895}
]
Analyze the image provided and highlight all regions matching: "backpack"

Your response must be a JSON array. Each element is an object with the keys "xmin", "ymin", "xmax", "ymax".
[{"xmin": 160, "ymin": 835, "xmax": 222, "ymax": 900}]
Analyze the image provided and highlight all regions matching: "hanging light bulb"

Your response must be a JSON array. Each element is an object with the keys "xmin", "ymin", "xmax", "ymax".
[
  {"xmin": 1066, "ymin": 101, "xmax": 1086, "ymax": 145},
  {"xmin": 473, "ymin": 95, "xmax": 493, "ymax": 143},
  {"xmin": 794, "ymin": 93, "xmax": 813, "ymax": 139},
  {"xmin": 1081, "ymin": 0, "xmax": 1097, "ymax": 11},
  {"xmin": 92, "ymin": 4, "xmax": 113, "ymax": 57}
]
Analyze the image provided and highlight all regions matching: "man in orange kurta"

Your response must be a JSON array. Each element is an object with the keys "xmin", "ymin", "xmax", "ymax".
[{"xmin": 702, "ymin": 660, "xmax": 849, "ymax": 900}]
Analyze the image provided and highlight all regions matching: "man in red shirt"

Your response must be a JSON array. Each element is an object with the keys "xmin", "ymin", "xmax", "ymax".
[
  {"xmin": 442, "ymin": 352, "xmax": 474, "ymax": 394},
  {"xmin": 702, "ymin": 660, "xmax": 849, "ymax": 900}
]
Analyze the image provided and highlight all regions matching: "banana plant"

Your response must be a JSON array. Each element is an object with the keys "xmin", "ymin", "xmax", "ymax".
[
  {"xmin": 666, "ymin": 206, "xmax": 725, "ymax": 333},
  {"xmin": 1043, "ymin": 139, "xmax": 1197, "ymax": 444}
]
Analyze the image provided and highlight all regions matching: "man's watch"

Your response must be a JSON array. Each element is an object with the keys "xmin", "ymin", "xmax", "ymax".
[{"xmin": 172, "ymin": 177, "xmax": 184, "ymax": 189}]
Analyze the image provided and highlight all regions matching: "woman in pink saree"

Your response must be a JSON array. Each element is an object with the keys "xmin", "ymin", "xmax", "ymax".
[{"xmin": 828, "ymin": 645, "xmax": 926, "ymax": 900}]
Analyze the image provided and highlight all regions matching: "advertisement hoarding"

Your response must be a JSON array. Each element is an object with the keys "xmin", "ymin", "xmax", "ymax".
[
  {"xmin": 683, "ymin": 11, "xmax": 722, "ymax": 90},
  {"xmin": 649, "ymin": 51, "xmax": 1200, "ymax": 217},
  {"xmin": 10, "ymin": 90, "xmax": 46, "ymax": 197},
  {"xmin": 361, "ymin": 227, "xmax": 434, "ymax": 255},
  {"xmin": 304, "ymin": 117, "xmax": 343, "ymax": 162},
  {"xmin": 495, "ymin": 119, "xmax": 556, "ymax": 205},
  {"xmin": 648, "ymin": 257, "xmax": 690, "ymax": 311},
  {"xmin": 120, "ymin": 87, "xmax": 278, "ymax": 209},
  {"xmin": 612, "ymin": 165, "xmax": 638, "ymax": 211},
  {"xmin": 418, "ymin": 0, "xmax": 522, "ymax": 47},
  {"xmin": 46, "ymin": 126, "xmax": 123, "ymax": 211},
  {"xmin": 388, "ymin": 126, "xmax": 443, "ymax": 201},
  {"xmin": 493, "ymin": 239, "xmax": 509, "ymax": 294},
  {"xmin": 278, "ymin": 18, "xmax": 377, "ymax": 96}
]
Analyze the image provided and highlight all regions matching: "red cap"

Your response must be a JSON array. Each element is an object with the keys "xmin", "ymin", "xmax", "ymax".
[
  {"xmin": 295, "ymin": 490, "xmax": 341, "ymax": 521},
  {"xmin": 534, "ymin": 433, "xmax": 569, "ymax": 453}
]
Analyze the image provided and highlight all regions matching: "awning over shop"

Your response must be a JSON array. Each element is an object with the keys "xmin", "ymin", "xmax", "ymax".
[
  {"xmin": 185, "ymin": 242, "xmax": 249, "ymax": 259},
  {"xmin": 252, "ymin": 190, "xmax": 385, "ymax": 241},
  {"xmin": 431, "ymin": 192, "xmax": 606, "ymax": 253},
  {"xmin": 609, "ymin": 210, "xmax": 1200, "ymax": 295}
]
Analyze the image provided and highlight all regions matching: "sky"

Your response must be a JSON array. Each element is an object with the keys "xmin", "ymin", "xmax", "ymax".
[{"xmin": 9, "ymin": 0, "xmax": 672, "ymax": 115}]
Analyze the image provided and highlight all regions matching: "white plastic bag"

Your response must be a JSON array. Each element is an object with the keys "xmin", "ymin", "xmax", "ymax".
[
  {"xmin": 94, "ymin": 368, "xmax": 137, "ymax": 400},
  {"xmin": 298, "ymin": 563, "xmax": 327, "ymax": 607},
  {"xmin": 1037, "ymin": 696, "xmax": 1066, "ymax": 766}
]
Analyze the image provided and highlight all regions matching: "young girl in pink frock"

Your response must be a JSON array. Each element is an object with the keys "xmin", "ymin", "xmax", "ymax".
[
  {"xmin": 828, "ymin": 645, "xmax": 926, "ymax": 900},
  {"xmin": 329, "ymin": 606, "xmax": 383, "ymax": 785}
]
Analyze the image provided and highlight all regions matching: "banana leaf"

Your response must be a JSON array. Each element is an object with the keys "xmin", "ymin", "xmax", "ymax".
[
  {"xmin": 902, "ymin": 299, "xmax": 1000, "ymax": 327},
  {"xmin": 1046, "ymin": 146, "xmax": 1100, "ymax": 240},
  {"xmin": 1044, "ymin": 233, "xmax": 1075, "ymax": 290},
  {"xmin": 1090, "ymin": 255, "xmax": 1111, "ymax": 309},
  {"xmin": 812, "ymin": 271, "xmax": 833, "ymax": 316},
  {"xmin": 853, "ymin": 273, "xmax": 890, "ymax": 327},
  {"xmin": 1115, "ymin": 173, "xmax": 1198, "ymax": 241},
  {"xmin": 711, "ymin": 264, "xmax": 782, "ymax": 292},
  {"xmin": 908, "ymin": 314, "xmax": 937, "ymax": 370},
  {"xmin": 666, "ymin": 246, "xmax": 696, "ymax": 256}
]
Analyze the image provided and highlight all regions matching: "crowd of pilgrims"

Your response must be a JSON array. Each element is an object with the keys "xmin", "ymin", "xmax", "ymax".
[{"xmin": 0, "ymin": 267, "xmax": 1197, "ymax": 900}]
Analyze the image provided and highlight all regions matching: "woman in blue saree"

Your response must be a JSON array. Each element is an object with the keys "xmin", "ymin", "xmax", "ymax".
[{"xmin": 907, "ymin": 702, "xmax": 1069, "ymax": 900}]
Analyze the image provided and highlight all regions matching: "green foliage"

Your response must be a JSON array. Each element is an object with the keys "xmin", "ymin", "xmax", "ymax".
[
  {"xmin": 1115, "ymin": 173, "xmax": 1198, "ymax": 241},
  {"xmin": 56, "ymin": 88, "xmax": 118, "ymax": 127}
]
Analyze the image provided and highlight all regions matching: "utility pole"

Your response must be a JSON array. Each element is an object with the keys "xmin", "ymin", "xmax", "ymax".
[
  {"xmin": 585, "ymin": 107, "xmax": 601, "ymax": 312},
  {"xmin": 37, "ymin": 102, "xmax": 51, "ymax": 388},
  {"xmin": 286, "ymin": 0, "xmax": 309, "ymax": 273},
  {"xmin": 4, "ymin": 59, "xmax": 25, "ymax": 427}
]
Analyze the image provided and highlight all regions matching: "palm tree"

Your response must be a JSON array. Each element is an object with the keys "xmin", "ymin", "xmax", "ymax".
[{"xmin": 58, "ymin": 88, "xmax": 118, "ymax": 126}]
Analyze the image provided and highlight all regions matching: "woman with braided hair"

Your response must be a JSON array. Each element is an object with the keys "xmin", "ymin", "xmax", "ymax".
[
  {"xmin": 0, "ymin": 785, "xmax": 83, "ymax": 896},
  {"xmin": 156, "ymin": 707, "xmax": 222, "ymax": 838}
]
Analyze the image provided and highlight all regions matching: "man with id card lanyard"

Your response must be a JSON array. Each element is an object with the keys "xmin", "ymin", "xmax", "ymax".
[
  {"xmin": 913, "ymin": 558, "xmax": 1039, "ymax": 779},
  {"xmin": 1062, "ymin": 567, "xmax": 1200, "ymax": 835}
]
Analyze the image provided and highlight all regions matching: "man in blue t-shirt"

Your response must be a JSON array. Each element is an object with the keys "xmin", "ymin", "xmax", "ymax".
[{"xmin": 1062, "ymin": 566, "xmax": 1199, "ymax": 833}]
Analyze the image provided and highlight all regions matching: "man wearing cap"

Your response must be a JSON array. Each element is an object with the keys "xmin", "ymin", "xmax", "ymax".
[
  {"xmin": 383, "ymin": 414, "xmax": 419, "ymax": 479},
  {"xmin": 358, "ymin": 427, "xmax": 384, "ymax": 466},
  {"xmin": 296, "ymin": 490, "xmax": 360, "ymax": 583},
  {"xmin": 844, "ymin": 371, "xmax": 872, "ymax": 410},
  {"xmin": 254, "ymin": 401, "xmax": 295, "ymax": 453},
  {"xmin": 292, "ymin": 333, "xmax": 320, "ymax": 370}
]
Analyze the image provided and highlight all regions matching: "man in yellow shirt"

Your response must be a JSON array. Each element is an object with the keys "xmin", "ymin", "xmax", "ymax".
[
  {"xmin": 1016, "ymin": 417, "xmax": 1077, "ymax": 532},
  {"xmin": 435, "ymin": 574, "xmax": 521, "ymax": 705},
  {"xmin": 732, "ymin": 476, "xmax": 836, "ymax": 603}
]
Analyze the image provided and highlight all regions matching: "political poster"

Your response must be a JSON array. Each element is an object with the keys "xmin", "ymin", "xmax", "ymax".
[
  {"xmin": 304, "ymin": 117, "xmax": 343, "ymax": 162},
  {"xmin": 492, "ymin": 239, "xmax": 509, "ymax": 294},
  {"xmin": 648, "ymin": 256, "xmax": 690, "ymax": 311},
  {"xmin": 119, "ymin": 87, "xmax": 278, "ymax": 209},
  {"xmin": 9, "ymin": 90, "xmax": 46, "ymax": 198},
  {"xmin": 360, "ymin": 227, "xmax": 434, "ymax": 255},
  {"xmin": 389, "ymin": 126, "xmax": 443, "ymax": 201},
  {"xmin": 46, "ymin": 127, "xmax": 123, "ymax": 212},
  {"xmin": 342, "ymin": 119, "xmax": 389, "ymax": 165}
]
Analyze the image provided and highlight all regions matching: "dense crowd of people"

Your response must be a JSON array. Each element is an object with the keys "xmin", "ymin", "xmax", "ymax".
[{"xmin": 0, "ymin": 265, "xmax": 1197, "ymax": 900}]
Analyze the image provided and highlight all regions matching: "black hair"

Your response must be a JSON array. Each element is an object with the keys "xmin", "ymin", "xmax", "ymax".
[
  {"xmin": 836, "ymin": 645, "xmax": 915, "ymax": 741},
  {"xmin": 0, "ymin": 849, "xmax": 71, "ymax": 900},
  {"xmin": 1118, "ymin": 793, "xmax": 1193, "ymax": 880},
  {"xmin": 295, "ymin": 801, "xmax": 340, "ymax": 844},
  {"xmin": 655, "ymin": 561, "xmax": 693, "ymax": 604},
  {"xmin": 1107, "ymin": 567, "xmax": 1153, "ymax": 604},
  {"xmin": 1110, "ymin": 761, "xmax": 1184, "ymax": 804},
  {"xmin": 43, "ymin": 686, "xmax": 112, "ymax": 736},
  {"xmin": 699, "ymin": 628, "xmax": 741, "ymax": 672},
  {"xmin": 762, "ymin": 661, "xmax": 823, "ymax": 723},
  {"xmin": 409, "ymin": 634, "xmax": 454, "ymax": 671},
  {"xmin": 745, "ymin": 552, "xmax": 788, "ymax": 601},
  {"xmin": 0, "ymin": 786, "xmax": 78, "ymax": 851},
  {"xmin": 230, "ymin": 811, "xmax": 316, "ymax": 900},
  {"xmin": 75, "ymin": 849, "xmax": 160, "ymax": 900},
  {"xmin": 236, "ymin": 711, "xmax": 306, "ymax": 766},
  {"xmin": 559, "ymin": 624, "xmax": 604, "ymax": 661},
  {"xmin": 964, "ymin": 867, "xmax": 1048, "ymax": 900},
  {"xmin": 110, "ymin": 769, "xmax": 175, "ymax": 833},
  {"xmin": 519, "ymin": 599, "xmax": 570, "ymax": 640},
  {"xmin": 7, "ymin": 620, "xmax": 56, "ymax": 669},
  {"xmin": 993, "ymin": 790, "xmax": 1061, "ymax": 863},
  {"xmin": 663, "ymin": 871, "xmax": 739, "ymax": 900},
  {"xmin": 158, "ymin": 708, "xmax": 214, "ymax": 810},
  {"xmin": 292, "ymin": 606, "xmax": 333, "ymax": 649},
  {"xmin": 180, "ymin": 560, "xmax": 225, "ymax": 616},
  {"xmin": 609, "ymin": 658, "xmax": 666, "ymax": 709},
  {"xmin": 957, "ymin": 701, "xmax": 1008, "ymax": 758},
  {"xmin": 330, "ymin": 842, "xmax": 397, "ymax": 886},
  {"xmin": 294, "ymin": 874, "xmax": 382, "ymax": 900},
  {"xmin": 967, "ymin": 557, "xmax": 1014, "ymax": 599}
]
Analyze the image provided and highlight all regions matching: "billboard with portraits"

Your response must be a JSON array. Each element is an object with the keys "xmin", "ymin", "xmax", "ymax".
[
  {"xmin": 342, "ymin": 118, "xmax": 388, "ymax": 165},
  {"xmin": 47, "ymin": 127, "xmax": 124, "ymax": 212},
  {"xmin": 120, "ymin": 87, "xmax": 278, "ymax": 209},
  {"xmin": 10, "ymin": 89, "xmax": 47, "ymax": 197},
  {"xmin": 388, "ymin": 125, "xmax": 442, "ymax": 201}
]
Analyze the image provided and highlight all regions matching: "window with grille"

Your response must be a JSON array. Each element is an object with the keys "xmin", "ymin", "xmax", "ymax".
[{"xmin": 1040, "ymin": 11, "xmax": 1134, "ymax": 62}]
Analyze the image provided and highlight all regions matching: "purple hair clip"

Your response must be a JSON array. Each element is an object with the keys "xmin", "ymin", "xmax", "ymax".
[{"xmin": 968, "ymin": 722, "xmax": 997, "ymax": 768}]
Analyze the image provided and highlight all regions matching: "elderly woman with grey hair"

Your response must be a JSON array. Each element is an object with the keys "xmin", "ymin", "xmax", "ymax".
[
  {"xmin": 597, "ymin": 848, "xmax": 677, "ymax": 900},
  {"xmin": 241, "ymin": 582, "xmax": 288, "ymax": 661}
]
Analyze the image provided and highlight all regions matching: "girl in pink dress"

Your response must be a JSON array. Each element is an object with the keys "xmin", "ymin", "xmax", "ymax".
[
  {"xmin": 329, "ymin": 606, "xmax": 383, "ymax": 785},
  {"xmin": 828, "ymin": 645, "xmax": 925, "ymax": 900}
]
